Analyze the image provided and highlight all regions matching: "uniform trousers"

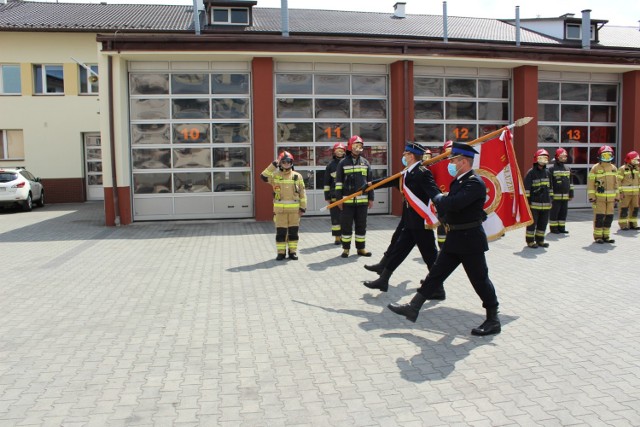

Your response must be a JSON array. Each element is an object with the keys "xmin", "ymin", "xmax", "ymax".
[
  {"xmin": 328, "ymin": 200, "xmax": 341, "ymax": 236},
  {"xmin": 592, "ymin": 199, "xmax": 615, "ymax": 239},
  {"xmin": 274, "ymin": 210, "xmax": 300, "ymax": 254},
  {"xmin": 385, "ymin": 227, "xmax": 438, "ymax": 272},
  {"xmin": 526, "ymin": 208, "xmax": 550, "ymax": 244},
  {"xmin": 417, "ymin": 249, "xmax": 498, "ymax": 309},
  {"xmin": 618, "ymin": 195, "xmax": 639, "ymax": 229},
  {"xmin": 341, "ymin": 203, "xmax": 368, "ymax": 250},
  {"xmin": 549, "ymin": 200, "xmax": 569, "ymax": 231}
]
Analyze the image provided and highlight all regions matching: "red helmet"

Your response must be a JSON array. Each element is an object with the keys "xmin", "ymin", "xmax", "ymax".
[
  {"xmin": 443, "ymin": 140, "xmax": 453, "ymax": 150},
  {"xmin": 347, "ymin": 135, "xmax": 364, "ymax": 152},
  {"xmin": 424, "ymin": 148, "xmax": 432, "ymax": 155},
  {"xmin": 534, "ymin": 149, "xmax": 549, "ymax": 161},
  {"xmin": 278, "ymin": 151, "xmax": 294, "ymax": 163},
  {"xmin": 555, "ymin": 148, "xmax": 568, "ymax": 159},
  {"xmin": 597, "ymin": 145, "xmax": 614, "ymax": 156},
  {"xmin": 625, "ymin": 151, "xmax": 639, "ymax": 163},
  {"xmin": 332, "ymin": 142, "xmax": 346, "ymax": 152}
]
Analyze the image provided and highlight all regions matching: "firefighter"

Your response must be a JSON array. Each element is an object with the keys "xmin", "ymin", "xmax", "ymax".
[
  {"xmin": 260, "ymin": 151, "xmax": 307, "ymax": 260},
  {"xmin": 323, "ymin": 142, "xmax": 346, "ymax": 244},
  {"xmin": 587, "ymin": 145, "xmax": 619, "ymax": 243},
  {"xmin": 548, "ymin": 148, "xmax": 574, "ymax": 234},
  {"xmin": 335, "ymin": 135, "xmax": 374, "ymax": 258},
  {"xmin": 524, "ymin": 149, "xmax": 553, "ymax": 248},
  {"xmin": 617, "ymin": 151, "xmax": 640, "ymax": 230}
]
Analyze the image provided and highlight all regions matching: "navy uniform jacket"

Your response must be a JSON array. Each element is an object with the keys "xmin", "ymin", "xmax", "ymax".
[
  {"xmin": 323, "ymin": 157, "xmax": 340, "ymax": 201},
  {"xmin": 374, "ymin": 164, "xmax": 441, "ymax": 229},
  {"xmin": 434, "ymin": 170, "xmax": 489, "ymax": 254}
]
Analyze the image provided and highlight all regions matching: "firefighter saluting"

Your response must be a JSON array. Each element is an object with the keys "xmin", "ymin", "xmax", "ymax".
[
  {"xmin": 261, "ymin": 151, "xmax": 307, "ymax": 260},
  {"xmin": 617, "ymin": 151, "xmax": 640, "ymax": 230},
  {"xmin": 548, "ymin": 148, "xmax": 574, "ymax": 234},
  {"xmin": 587, "ymin": 145, "xmax": 619, "ymax": 243},
  {"xmin": 323, "ymin": 142, "xmax": 347, "ymax": 244}
]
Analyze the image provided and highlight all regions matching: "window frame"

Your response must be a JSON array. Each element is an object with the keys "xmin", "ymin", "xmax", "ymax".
[
  {"xmin": 79, "ymin": 64, "xmax": 99, "ymax": 95},
  {"xmin": 0, "ymin": 129, "xmax": 25, "ymax": 161},
  {"xmin": 565, "ymin": 23, "xmax": 595, "ymax": 41},
  {"xmin": 33, "ymin": 64, "xmax": 65, "ymax": 95},
  {"xmin": 211, "ymin": 7, "xmax": 250, "ymax": 25},
  {"xmin": 0, "ymin": 64, "xmax": 21, "ymax": 95}
]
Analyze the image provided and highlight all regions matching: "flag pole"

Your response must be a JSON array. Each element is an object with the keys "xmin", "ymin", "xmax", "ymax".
[{"xmin": 321, "ymin": 116, "xmax": 533, "ymax": 211}]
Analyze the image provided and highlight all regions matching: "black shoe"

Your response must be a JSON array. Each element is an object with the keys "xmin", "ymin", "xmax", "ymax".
[
  {"xmin": 424, "ymin": 289, "xmax": 446, "ymax": 301},
  {"xmin": 560, "ymin": 229, "xmax": 569, "ymax": 234},
  {"xmin": 334, "ymin": 236, "xmax": 342, "ymax": 245},
  {"xmin": 363, "ymin": 269, "xmax": 391, "ymax": 292},
  {"xmin": 364, "ymin": 263, "xmax": 384, "ymax": 275},
  {"xmin": 276, "ymin": 253, "xmax": 286, "ymax": 261},
  {"xmin": 537, "ymin": 242, "xmax": 549, "ymax": 248},
  {"xmin": 288, "ymin": 253, "xmax": 298, "ymax": 260},
  {"xmin": 471, "ymin": 319, "xmax": 501, "ymax": 336},
  {"xmin": 387, "ymin": 293, "xmax": 427, "ymax": 323},
  {"xmin": 527, "ymin": 242, "xmax": 538, "ymax": 248},
  {"xmin": 603, "ymin": 238, "xmax": 615, "ymax": 243},
  {"xmin": 595, "ymin": 239, "xmax": 604, "ymax": 244},
  {"xmin": 341, "ymin": 249, "xmax": 349, "ymax": 258}
]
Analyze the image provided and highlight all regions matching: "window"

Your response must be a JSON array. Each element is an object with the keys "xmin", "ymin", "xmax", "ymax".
[
  {"xmin": 0, "ymin": 130, "xmax": 25, "ymax": 160},
  {"xmin": 414, "ymin": 76, "xmax": 510, "ymax": 147},
  {"xmin": 565, "ymin": 23, "xmax": 595, "ymax": 40},
  {"xmin": 79, "ymin": 64, "xmax": 99, "ymax": 94},
  {"xmin": 33, "ymin": 64, "xmax": 64, "ymax": 94},
  {"xmin": 211, "ymin": 7, "xmax": 249, "ymax": 25},
  {"xmin": 0, "ymin": 65, "xmax": 21, "ymax": 95}
]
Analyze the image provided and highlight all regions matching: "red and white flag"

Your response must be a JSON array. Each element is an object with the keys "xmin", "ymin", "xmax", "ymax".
[{"xmin": 430, "ymin": 130, "xmax": 533, "ymax": 241}]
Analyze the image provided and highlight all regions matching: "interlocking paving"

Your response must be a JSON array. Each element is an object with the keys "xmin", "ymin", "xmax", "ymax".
[{"xmin": 0, "ymin": 202, "xmax": 639, "ymax": 426}]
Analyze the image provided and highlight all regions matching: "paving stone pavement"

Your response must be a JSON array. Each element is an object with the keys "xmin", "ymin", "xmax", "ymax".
[{"xmin": 0, "ymin": 202, "xmax": 639, "ymax": 427}]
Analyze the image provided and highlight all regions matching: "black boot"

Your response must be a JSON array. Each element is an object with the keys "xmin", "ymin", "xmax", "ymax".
[
  {"xmin": 471, "ymin": 306, "xmax": 501, "ymax": 336},
  {"xmin": 364, "ymin": 255, "xmax": 388, "ymax": 275},
  {"xmin": 363, "ymin": 268, "xmax": 392, "ymax": 292},
  {"xmin": 387, "ymin": 293, "xmax": 427, "ymax": 323}
]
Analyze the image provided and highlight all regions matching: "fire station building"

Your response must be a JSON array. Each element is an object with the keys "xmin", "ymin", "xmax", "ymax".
[{"xmin": 1, "ymin": 0, "xmax": 639, "ymax": 225}]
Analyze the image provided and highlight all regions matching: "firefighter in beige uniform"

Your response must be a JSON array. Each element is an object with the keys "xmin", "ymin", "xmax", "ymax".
[
  {"xmin": 261, "ymin": 151, "xmax": 307, "ymax": 260},
  {"xmin": 617, "ymin": 151, "xmax": 640, "ymax": 230},
  {"xmin": 587, "ymin": 145, "xmax": 619, "ymax": 243}
]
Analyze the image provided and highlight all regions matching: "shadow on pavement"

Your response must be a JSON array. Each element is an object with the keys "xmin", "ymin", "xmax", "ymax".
[{"xmin": 294, "ymin": 298, "xmax": 517, "ymax": 382}]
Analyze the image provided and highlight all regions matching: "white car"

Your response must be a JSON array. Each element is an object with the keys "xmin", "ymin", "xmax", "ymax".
[{"xmin": 0, "ymin": 168, "xmax": 45, "ymax": 211}]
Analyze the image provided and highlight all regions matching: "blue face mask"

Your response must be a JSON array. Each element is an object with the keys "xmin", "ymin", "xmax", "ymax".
[
  {"xmin": 447, "ymin": 163, "xmax": 458, "ymax": 177},
  {"xmin": 401, "ymin": 156, "xmax": 408, "ymax": 167}
]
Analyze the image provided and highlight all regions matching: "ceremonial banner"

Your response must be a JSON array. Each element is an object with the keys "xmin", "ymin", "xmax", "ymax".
[{"xmin": 431, "ymin": 130, "xmax": 533, "ymax": 241}]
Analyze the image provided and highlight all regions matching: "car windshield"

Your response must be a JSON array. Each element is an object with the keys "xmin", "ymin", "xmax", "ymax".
[{"xmin": 0, "ymin": 173, "xmax": 18, "ymax": 183}]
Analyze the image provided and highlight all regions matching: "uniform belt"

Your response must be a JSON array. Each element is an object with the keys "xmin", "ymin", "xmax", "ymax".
[{"xmin": 444, "ymin": 220, "xmax": 483, "ymax": 232}]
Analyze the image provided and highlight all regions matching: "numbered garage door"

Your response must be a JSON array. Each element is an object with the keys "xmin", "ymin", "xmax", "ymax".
[{"xmin": 128, "ymin": 61, "xmax": 253, "ymax": 220}]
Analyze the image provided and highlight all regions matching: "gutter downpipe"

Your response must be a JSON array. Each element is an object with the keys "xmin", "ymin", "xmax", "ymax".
[
  {"xmin": 443, "ymin": 1, "xmax": 448, "ymax": 42},
  {"xmin": 581, "ymin": 9, "xmax": 591, "ymax": 50},
  {"xmin": 108, "ymin": 55, "xmax": 120, "ymax": 226},
  {"xmin": 515, "ymin": 6, "xmax": 521, "ymax": 46},
  {"xmin": 281, "ymin": 0, "xmax": 289, "ymax": 37},
  {"xmin": 192, "ymin": 0, "xmax": 201, "ymax": 35}
]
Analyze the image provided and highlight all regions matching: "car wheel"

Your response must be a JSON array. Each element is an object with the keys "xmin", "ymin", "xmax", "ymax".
[
  {"xmin": 23, "ymin": 193, "xmax": 33, "ymax": 212},
  {"xmin": 37, "ymin": 190, "xmax": 45, "ymax": 207}
]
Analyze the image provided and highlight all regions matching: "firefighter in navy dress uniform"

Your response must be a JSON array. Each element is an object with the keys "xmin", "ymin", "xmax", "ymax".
[
  {"xmin": 362, "ymin": 142, "xmax": 441, "ymax": 292},
  {"xmin": 387, "ymin": 142, "xmax": 501, "ymax": 336}
]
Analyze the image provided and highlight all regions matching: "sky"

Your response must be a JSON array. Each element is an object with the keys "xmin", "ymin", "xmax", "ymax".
[{"xmin": 42, "ymin": 0, "xmax": 640, "ymax": 27}]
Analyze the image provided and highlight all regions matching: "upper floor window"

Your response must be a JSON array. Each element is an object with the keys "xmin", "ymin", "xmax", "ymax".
[
  {"xmin": 0, "ymin": 130, "xmax": 25, "ymax": 160},
  {"xmin": 33, "ymin": 64, "xmax": 64, "ymax": 94},
  {"xmin": 211, "ymin": 7, "xmax": 249, "ymax": 25},
  {"xmin": 0, "ymin": 65, "xmax": 21, "ymax": 95},
  {"xmin": 565, "ymin": 23, "xmax": 595, "ymax": 40},
  {"xmin": 79, "ymin": 64, "xmax": 99, "ymax": 95}
]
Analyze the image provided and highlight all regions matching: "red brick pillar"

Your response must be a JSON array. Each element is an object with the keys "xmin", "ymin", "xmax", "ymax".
[
  {"xmin": 622, "ymin": 71, "xmax": 640, "ymax": 157},
  {"xmin": 252, "ymin": 57, "xmax": 275, "ymax": 222},
  {"xmin": 513, "ymin": 66, "xmax": 539, "ymax": 173},
  {"xmin": 389, "ymin": 60, "xmax": 414, "ymax": 216}
]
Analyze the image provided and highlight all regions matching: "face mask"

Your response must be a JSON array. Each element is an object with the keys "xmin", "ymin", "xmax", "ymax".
[
  {"xmin": 600, "ymin": 152, "xmax": 613, "ymax": 162},
  {"xmin": 537, "ymin": 156, "xmax": 548, "ymax": 166},
  {"xmin": 447, "ymin": 163, "xmax": 458, "ymax": 177},
  {"xmin": 280, "ymin": 161, "xmax": 293, "ymax": 169},
  {"xmin": 401, "ymin": 157, "xmax": 408, "ymax": 167}
]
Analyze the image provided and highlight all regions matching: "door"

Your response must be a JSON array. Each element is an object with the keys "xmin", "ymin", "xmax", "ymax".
[{"xmin": 84, "ymin": 133, "xmax": 103, "ymax": 201}]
